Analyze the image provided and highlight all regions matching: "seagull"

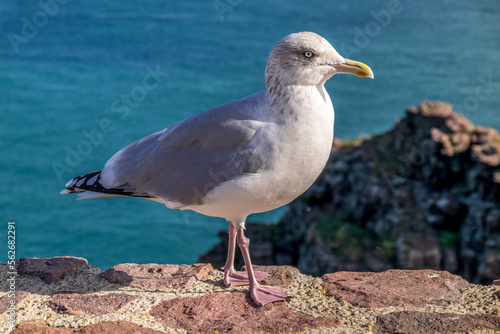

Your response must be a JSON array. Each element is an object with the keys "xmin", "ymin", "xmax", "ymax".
[{"xmin": 61, "ymin": 31, "xmax": 373, "ymax": 306}]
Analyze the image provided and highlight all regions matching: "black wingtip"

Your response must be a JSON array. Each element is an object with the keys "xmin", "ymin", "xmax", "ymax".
[{"xmin": 61, "ymin": 171, "xmax": 152, "ymax": 198}]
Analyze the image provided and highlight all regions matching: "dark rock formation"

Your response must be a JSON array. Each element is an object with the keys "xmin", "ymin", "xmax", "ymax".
[
  {"xmin": 18, "ymin": 256, "xmax": 88, "ymax": 284},
  {"xmin": 150, "ymin": 292, "xmax": 341, "ymax": 333},
  {"xmin": 200, "ymin": 101, "xmax": 500, "ymax": 283},
  {"xmin": 100, "ymin": 263, "xmax": 213, "ymax": 289}
]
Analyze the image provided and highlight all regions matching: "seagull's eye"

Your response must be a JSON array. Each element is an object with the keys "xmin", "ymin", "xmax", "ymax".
[{"xmin": 304, "ymin": 51, "xmax": 314, "ymax": 58}]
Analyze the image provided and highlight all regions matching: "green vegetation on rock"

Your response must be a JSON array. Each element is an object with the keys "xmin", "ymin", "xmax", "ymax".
[{"xmin": 313, "ymin": 215, "xmax": 396, "ymax": 265}]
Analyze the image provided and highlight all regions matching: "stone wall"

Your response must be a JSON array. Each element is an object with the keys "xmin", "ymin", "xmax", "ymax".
[
  {"xmin": 1, "ymin": 257, "xmax": 500, "ymax": 333},
  {"xmin": 201, "ymin": 101, "xmax": 500, "ymax": 284}
]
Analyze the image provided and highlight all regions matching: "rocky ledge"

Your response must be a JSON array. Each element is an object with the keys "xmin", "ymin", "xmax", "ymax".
[
  {"xmin": 1, "ymin": 256, "xmax": 500, "ymax": 333},
  {"xmin": 201, "ymin": 101, "xmax": 500, "ymax": 284}
]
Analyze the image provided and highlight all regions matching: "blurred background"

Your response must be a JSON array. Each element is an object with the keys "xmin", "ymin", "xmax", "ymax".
[{"xmin": 1, "ymin": 0, "xmax": 499, "ymax": 270}]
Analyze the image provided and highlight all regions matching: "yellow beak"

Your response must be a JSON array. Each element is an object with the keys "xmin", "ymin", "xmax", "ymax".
[{"xmin": 333, "ymin": 58, "xmax": 374, "ymax": 79}]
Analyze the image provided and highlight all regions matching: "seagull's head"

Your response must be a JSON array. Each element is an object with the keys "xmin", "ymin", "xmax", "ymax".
[{"xmin": 265, "ymin": 31, "xmax": 374, "ymax": 88}]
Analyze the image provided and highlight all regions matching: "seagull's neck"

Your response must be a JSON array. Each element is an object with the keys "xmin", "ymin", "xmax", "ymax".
[{"xmin": 266, "ymin": 83, "xmax": 332, "ymax": 119}]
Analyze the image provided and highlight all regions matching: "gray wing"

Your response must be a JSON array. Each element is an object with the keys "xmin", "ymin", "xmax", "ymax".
[{"xmin": 99, "ymin": 92, "xmax": 272, "ymax": 207}]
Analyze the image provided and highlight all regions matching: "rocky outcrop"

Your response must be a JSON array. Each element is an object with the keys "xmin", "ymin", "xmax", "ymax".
[{"xmin": 200, "ymin": 101, "xmax": 500, "ymax": 284}]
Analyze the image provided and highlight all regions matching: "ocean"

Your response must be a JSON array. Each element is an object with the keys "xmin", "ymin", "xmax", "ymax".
[{"xmin": 1, "ymin": 0, "xmax": 499, "ymax": 269}]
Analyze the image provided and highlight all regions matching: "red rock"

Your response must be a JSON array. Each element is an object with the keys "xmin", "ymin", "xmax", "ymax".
[
  {"xmin": 0, "ymin": 291, "xmax": 30, "ymax": 315},
  {"xmin": 241, "ymin": 265, "xmax": 299, "ymax": 287},
  {"xmin": 322, "ymin": 269, "xmax": 470, "ymax": 308},
  {"xmin": 47, "ymin": 292, "xmax": 140, "ymax": 316},
  {"xmin": 12, "ymin": 320, "xmax": 164, "ymax": 333},
  {"xmin": 431, "ymin": 128, "xmax": 455, "ymax": 156},
  {"xmin": 418, "ymin": 101, "xmax": 453, "ymax": 118},
  {"xmin": 445, "ymin": 113, "xmax": 474, "ymax": 133},
  {"xmin": 18, "ymin": 257, "xmax": 88, "ymax": 284},
  {"xmin": 449, "ymin": 132, "xmax": 471, "ymax": 153},
  {"xmin": 373, "ymin": 311, "xmax": 500, "ymax": 334},
  {"xmin": 473, "ymin": 126, "xmax": 500, "ymax": 144},
  {"xmin": 471, "ymin": 143, "xmax": 500, "ymax": 166},
  {"xmin": 493, "ymin": 279, "xmax": 500, "ymax": 285},
  {"xmin": 78, "ymin": 321, "xmax": 164, "ymax": 333},
  {"xmin": 100, "ymin": 263, "xmax": 213, "ymax": 289},
  {"xmin": 150, "ymin": 292, "xmax": 340, "ymax": 333}
]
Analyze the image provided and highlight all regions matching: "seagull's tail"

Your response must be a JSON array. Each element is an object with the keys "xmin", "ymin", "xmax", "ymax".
[{"xmin": 60, "ymin": 171, "xmax": 155, "ymax": 201}]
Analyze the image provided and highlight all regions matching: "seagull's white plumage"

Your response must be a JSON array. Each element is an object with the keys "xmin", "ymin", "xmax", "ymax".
[{"xmin": 62, "ymin": 32, "xmax": 373, "ymax": 306}]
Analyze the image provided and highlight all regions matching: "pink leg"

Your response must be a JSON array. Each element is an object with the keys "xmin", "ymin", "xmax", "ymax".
[
  {"xmin": 223, "ymin": 222, "xmax": 269, "ymax": 287},
  {"xmin": 236, "ymin": 227, "xmax": 290, "ymax": 306}
]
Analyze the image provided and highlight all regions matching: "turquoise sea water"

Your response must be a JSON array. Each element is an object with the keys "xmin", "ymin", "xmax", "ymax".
[{"xmin": 1, "ymin": 0, "xmax": 499, "ymax": 269}]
